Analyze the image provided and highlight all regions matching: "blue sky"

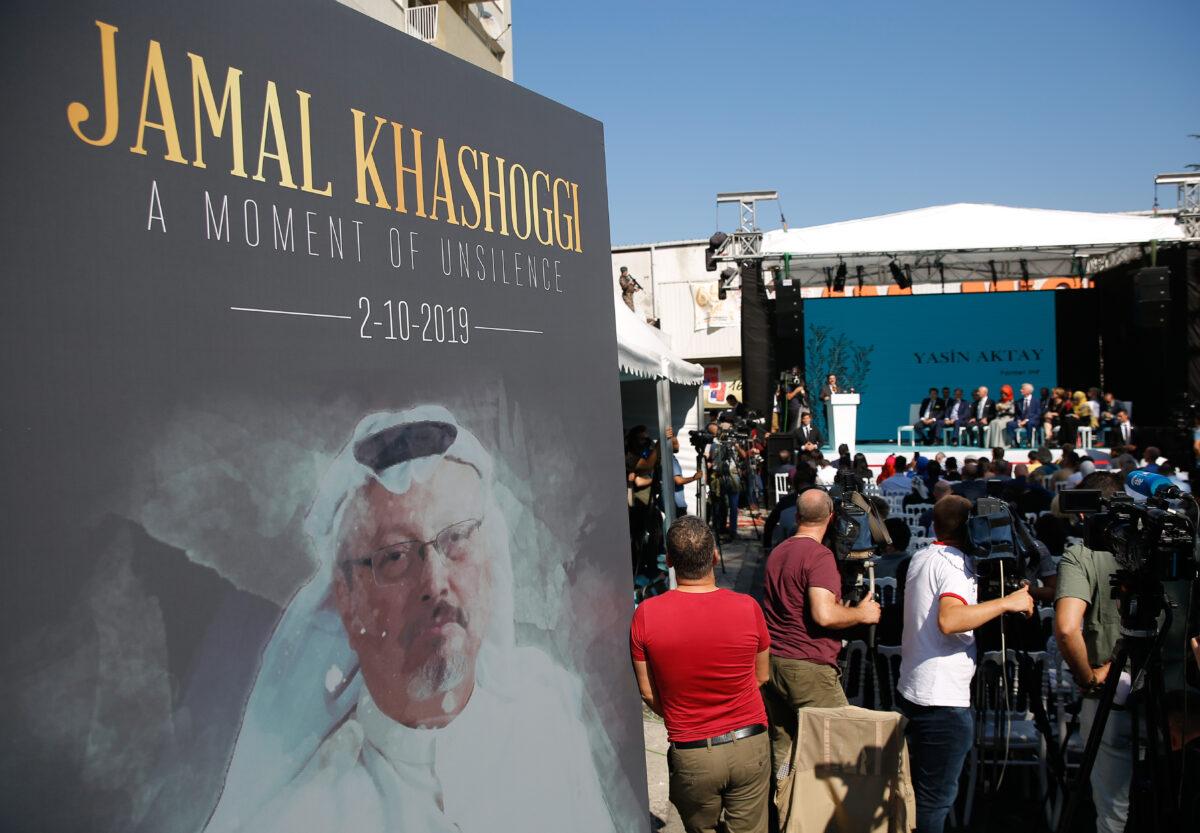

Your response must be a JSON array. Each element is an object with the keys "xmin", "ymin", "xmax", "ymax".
[{"xmin": 514, "ymin": 0, "xmax": 1200, "ymax": 245}]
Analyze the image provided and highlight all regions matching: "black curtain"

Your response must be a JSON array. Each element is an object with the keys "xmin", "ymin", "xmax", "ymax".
[
  {"xmin": 1186, "ymin": 245, "xmax": 1200, "ymax": 405},
  {"xmin": 1085, "ymin": 244, "xmax": 1193, "ymax": 428},
  {"xmin": 1054, "ymin": 286, "xmax": 1100, "ymax": 387}
]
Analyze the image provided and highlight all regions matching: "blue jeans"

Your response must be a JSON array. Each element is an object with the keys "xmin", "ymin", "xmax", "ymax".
[
  {"xmin": 898, "ymin": 695, "xmax": 974, "ymax": 833},
  {"xmin": 727, "ymin": 490, "xmax": 740, "ymax": 536}
]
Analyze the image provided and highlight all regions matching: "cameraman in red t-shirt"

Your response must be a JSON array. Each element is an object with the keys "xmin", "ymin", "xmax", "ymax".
[{"xmin": 630, "ymin": 516, "xmax": 771, "ymax": 833}]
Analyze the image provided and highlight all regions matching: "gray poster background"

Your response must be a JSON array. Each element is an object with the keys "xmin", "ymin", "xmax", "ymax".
[{"xmin": 0, "ymin": 2, "xmax": 646, "ymax": 830}]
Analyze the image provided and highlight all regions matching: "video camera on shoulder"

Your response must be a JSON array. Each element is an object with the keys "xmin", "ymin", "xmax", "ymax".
[
  {"xmin": 967, "ymin": 496, "xmax": 1038, "ymax": 600},
  {"xmin": 829, "ymin": 470, "xmax": 882, "ymax": 562}
]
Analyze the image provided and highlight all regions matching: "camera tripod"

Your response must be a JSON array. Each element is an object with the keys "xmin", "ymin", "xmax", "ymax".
[
  {"xmin": 1055, "ymin": 570, "xmax": 1178, "ymax": 833},
  {"xmin": 694, "ymin": 451, "xmax": 726, "ymax": 574}
]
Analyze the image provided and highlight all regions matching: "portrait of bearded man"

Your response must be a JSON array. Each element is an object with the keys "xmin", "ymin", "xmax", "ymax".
[{"xmin": 204, "ymin": 405, "xmax": 615, "ymax": 833}]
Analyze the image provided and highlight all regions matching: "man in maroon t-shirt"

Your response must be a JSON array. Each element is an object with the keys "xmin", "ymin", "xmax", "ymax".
[
  {"xmin": 631, "ymin": 516, "xmax": 770, "ymax": 833},
  {"xmin": 761, "ymin": 489, "xmax": 881, "ymax": 778}
]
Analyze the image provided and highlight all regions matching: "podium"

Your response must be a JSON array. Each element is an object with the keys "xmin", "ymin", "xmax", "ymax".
[{"xmin": 825, "ymin": 393, "xmax": 860, "ymax": 456}]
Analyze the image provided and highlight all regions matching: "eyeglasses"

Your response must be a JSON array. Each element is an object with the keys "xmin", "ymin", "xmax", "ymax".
[{"xmin": 341, "ymin": 518, "xmax": 483, "ymax": 586}]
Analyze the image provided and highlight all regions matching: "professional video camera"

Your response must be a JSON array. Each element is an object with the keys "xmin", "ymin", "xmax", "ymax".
[
  {"xmin": 687, "ymin": 429, "xmax": 713, "ymax": 454},
  {"xmin": 967, "ymin": 496, "xmax": 1044, "ymax": 601},
  {"xmin": 828, "ymin": 470, "xmax": 881, "ymax": 562},
  {"xmin": 1054, "ymin": 471, "xmax": 1200, "ymax": 833},
  {"xmin": 779, "ymin": 370, "xmax": 803, "ymax": 388},
  {"xmin": 1063, "ymin": 470, "xmax": 1198, "ymax": 582},
  {"xmin": 825, "ymin": 470, "xmax": 890, "ymax": 649}
]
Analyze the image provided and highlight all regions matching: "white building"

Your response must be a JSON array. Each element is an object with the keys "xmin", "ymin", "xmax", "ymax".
[
  {"xmin": 337, "ymin": 0, "xmax": 513, "ymax": 80},
  {"xmin": 611, "ymin": 240, "xmax": 744, "ymax": 417}
]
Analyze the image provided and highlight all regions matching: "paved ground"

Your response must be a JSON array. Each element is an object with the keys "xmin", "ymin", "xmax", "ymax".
[{"xmin": 643, "ymin": 520, "xmax": 768, "ymax": 832}]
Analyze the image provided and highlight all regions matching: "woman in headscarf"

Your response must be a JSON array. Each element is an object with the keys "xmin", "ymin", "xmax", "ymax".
[
  {"xmin": 985, "ymin": 384, "xmax": 1015, "ymax": 448},
  {"xmin": 876, "ymin": 453, "xmax": 896, "ymax": 485},
  {"xmin": 904, "ymin": 455, "xmax": 931, "ymax": 505}
]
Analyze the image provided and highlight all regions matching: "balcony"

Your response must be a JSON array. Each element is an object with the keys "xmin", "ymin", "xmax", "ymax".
[{"xmin": 403, "ymin": 3, "xmax": 439, "ymax": 43}]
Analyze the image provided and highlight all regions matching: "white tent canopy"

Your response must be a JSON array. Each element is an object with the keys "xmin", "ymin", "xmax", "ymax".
[
  {"xmin": 615, "ymin": 296, "xmax": 705, "ymax": 384},
  {"xmin": 760, "ymin": 203, "xmax": 1188, "ymax": 283}
]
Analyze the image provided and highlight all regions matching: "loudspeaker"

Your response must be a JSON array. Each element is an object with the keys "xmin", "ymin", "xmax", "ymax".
[
  {"xmin": 775, "ymin": 282, "xmax": 803, "ymax": 337},
  {"xmin": 1134, "ymin": 267, "xmax": 1170, "ymax": 301},
  {"xmin": 1135, "ymin": 302, "xmax": 1170, "ymax": 328},
  {"xmin": 1134, "ymin": 267, "xmax": 1170, "ymax": 327}
]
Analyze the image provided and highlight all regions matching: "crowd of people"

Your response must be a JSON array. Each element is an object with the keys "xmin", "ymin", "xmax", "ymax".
[
  {"xmin": 629, "ymin": 433, "xmax": 1200, "ymax": 833},
  {"xmin": 911, "ymin": 383, "xmax": 1135, "ymax": 449}
]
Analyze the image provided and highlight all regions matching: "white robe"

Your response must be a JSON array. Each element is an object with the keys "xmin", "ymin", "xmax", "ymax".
[{"xmin": 239, "ymin": 647, "xmax": 615, "ymax": 833}]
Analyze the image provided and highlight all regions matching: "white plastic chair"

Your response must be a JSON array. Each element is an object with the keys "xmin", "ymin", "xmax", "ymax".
[
  {"xmin": 883, "ymin": 494, "xmax": 906, "ymax": 517},
  {"xmin": 1043, "ymin": 636, "xmax": 1082, "ymax": 829},
  {"xmin": 897, "ymin": 404, "xmax": 920, "ymax": 447},
  {"xmin": 872, "ymin": 576, "xmax": 899, "ymax": 608},
  {"xmin": 875, "ymin": 644, "xmax": 904, "ymax": 712},
  {"xmin": 963, "ymin": 650, "xmax": 1049, "ymax": 828},
  {"xmin": 839, "ymin": 640, "xmax": 872, "ymax": 707},
  {"xmin": 773, "ymin": 471, "xmax": 790, "ymax": 498},
  {"xmin": 908, "ymin": 535, "xmax": 933, "ymax": 554},
  {"xmin": 1012, "ymin": 424, "xmax": 1041, "ymax": 451}
]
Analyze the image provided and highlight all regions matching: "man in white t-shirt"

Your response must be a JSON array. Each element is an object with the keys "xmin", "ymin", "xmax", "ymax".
[{"xmin": 898, "ymin": 495, "xmax": 1033, "ymax": 833}]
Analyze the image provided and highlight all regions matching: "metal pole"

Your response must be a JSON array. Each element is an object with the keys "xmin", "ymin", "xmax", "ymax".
[
  {"xmin": 649, "ymin": 244, "xmax": 659, "ymax": 324},
  {"xmin": 655, "ymin": 370, "xmax": 677, "ymax": 589}
]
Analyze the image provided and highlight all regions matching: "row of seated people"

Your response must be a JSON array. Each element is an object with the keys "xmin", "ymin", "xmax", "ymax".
[{"xmin": 911, "ymin": 384, "xmax": 1133, "ymax": 448}]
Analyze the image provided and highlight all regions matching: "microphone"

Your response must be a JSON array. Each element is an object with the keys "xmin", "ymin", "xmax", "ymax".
[{"xmin": 1125, "ymin": 469, "xmax": 1185, "ymax": 500}]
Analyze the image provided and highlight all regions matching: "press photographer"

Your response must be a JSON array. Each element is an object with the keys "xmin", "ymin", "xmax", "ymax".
[
  {"xmin": 898, "ymin": 495, "xmax": 1034, "ymax": 833},
  {"xmin": 703, "ymin": 414, "xmax": 766, "ymax": 542},
  {"xmin": 777, "ymin": 367, "xmax": 810, "ymax": 432},
  {"xmin": 1053, "ymin": 470, "xmax": 1200, "ymax": 833},
  {"xmin": 625, "ymin": 425, "xmax": 663, "ymax": 579}
]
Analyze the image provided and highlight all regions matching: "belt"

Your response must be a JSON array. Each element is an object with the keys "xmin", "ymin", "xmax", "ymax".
[{"xmin": 671, "ymin": 723, "xmax": 766, "ymax": 750}]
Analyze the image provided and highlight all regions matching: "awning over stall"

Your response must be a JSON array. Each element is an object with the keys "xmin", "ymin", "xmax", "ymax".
[{"xmin": 615, "ymin": 296, "xmax": 705, "ymax": 384}]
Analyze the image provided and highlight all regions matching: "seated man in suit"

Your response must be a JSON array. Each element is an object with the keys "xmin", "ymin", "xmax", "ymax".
[
  {"xmin": 1107, "ymin": 407, "xmax": 1134, "ymax": 448},
  {"xmin": 1006, "ymin": 382, "xmax": 1042, "ymax": 447},
  {"xmin": 940, "ymin": 388, "xmax": 967, "ymax": 445},
  {"xmin": 914, "ymin": 388, "xmax": 944, "ymax": 446},
  {"xmin": 793, "ymin": 411, "xmax": 824, "ymax": 453},
  {"xmin": 963, "ymin": 386, "xmax": 996, "ymax": 447}
]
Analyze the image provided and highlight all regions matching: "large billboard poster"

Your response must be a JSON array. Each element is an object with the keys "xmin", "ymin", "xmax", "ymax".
[
  {"xmin": 803, "ymin": 293, "xmax": 1058, "ymax": 440},
  {"xmin": 0, "ymin": 2, "xmax": 646, "ymax": 831}
]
